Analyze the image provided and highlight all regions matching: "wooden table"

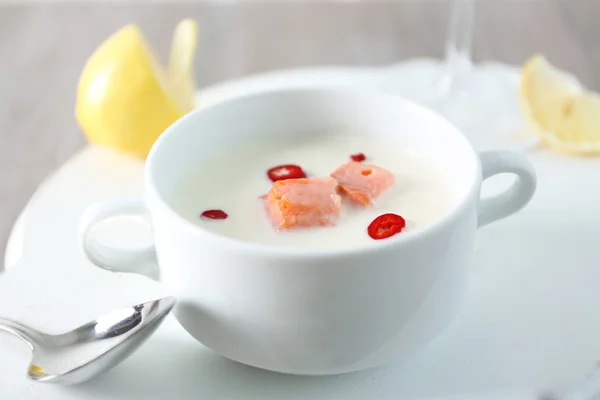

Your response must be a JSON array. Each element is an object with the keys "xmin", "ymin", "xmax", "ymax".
[{"xmin": 0, "ymin": 1, "xmax": 598, "ymax": 266}]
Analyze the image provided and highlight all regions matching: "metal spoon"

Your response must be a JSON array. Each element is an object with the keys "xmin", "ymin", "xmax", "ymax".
[{"xmin": 0, "ymin": 296, "xmax": 175, "ymax": 384}]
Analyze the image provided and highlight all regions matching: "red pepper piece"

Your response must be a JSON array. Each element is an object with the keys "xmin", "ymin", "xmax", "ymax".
[
  {"xmin": 350, "ymin": 153, "xmax": 366, "ymax": 162},
  {"xmin": 200, "ymin": 209, "xmax": 228, "ymax": 220},
  {"xmin": 367, "ymin": 213, "xmax": 405, "ymax": 240},
  {"xmin": 267, "ymin": 164, "xmax": 307, "ymax": 182}
]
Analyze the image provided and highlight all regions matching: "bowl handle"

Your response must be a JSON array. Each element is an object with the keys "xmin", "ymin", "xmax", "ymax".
[
  {"xmin": 78, "ymin": 197, "xmax": 156, "ymax": 275},
  {"xmin": 477, "ymin": 150, "xmax": 537, "ymax": 228}
]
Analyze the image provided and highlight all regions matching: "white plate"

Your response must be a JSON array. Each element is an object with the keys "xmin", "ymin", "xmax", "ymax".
[{"xmin": 2, "ymin": 61, "xmax": 600, "ymax": 400}]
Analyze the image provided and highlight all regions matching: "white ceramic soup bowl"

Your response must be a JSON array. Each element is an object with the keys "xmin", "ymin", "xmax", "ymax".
[{"xmin": 79, "ymin": 88, "xmax": 536, "ymax": 375}]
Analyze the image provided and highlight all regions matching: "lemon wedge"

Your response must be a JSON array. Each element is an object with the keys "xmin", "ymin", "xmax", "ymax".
[
  {"xmin": 520, "ymin": 54, "xmax": 600, "ymax": 156},
  {"xmin": 75, "ymin": 19, "xmax": 198, "ymax": 158}
]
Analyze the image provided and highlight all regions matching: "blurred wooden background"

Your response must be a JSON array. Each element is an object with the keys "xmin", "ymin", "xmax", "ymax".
[{"xmin": 0, "ymin": 0, "xmax": 598, "ymax": 265}]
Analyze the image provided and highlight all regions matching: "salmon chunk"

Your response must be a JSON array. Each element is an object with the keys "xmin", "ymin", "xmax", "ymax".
[
  {"xmin": 330, "ymin": 161, "xmax": 395, "ymax": 207},
  {"xmin": 265, "ymin": 177, "xmax": 342, "ymax": 230}
]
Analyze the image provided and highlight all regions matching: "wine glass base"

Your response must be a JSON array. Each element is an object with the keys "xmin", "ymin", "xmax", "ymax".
[{"xmin": 373, "ymin": 59, "xmax": 540, "ymax": 153}]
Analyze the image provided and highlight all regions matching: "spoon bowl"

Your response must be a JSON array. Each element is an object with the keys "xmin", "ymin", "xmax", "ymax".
[{"xmin": 0, "ymin": 296, "xmax": 175, "ymax": 384}]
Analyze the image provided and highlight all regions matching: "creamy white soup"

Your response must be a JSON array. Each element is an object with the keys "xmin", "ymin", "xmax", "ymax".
[{"xmin": 172, "ymin": 134, "xmax": 458, "ymax": 249}]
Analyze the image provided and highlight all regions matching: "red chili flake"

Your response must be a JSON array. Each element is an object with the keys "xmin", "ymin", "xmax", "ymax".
[
  {"xmin": 267, "ymin": 164, "xmax": 307, "ymax": 182},
  {"xmin": 200, "ymin": 209, "xmax": 228, "ymax": 220},
  {"xmin": 350, "ymin": 153, "xmax": 366, "ymax": 162},
  {"xmin": 367, "ymin": 213, "xmax": 405, "ymax": 240}
]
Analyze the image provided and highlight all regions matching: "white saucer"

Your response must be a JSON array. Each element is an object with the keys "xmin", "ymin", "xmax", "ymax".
[{"xmin": 2, "ymin": 60, "xmax": 600, "ymax": 400}]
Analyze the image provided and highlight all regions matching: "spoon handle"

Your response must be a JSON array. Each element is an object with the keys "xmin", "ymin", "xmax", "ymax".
[{"xmin": 0, "ymin": 318, "xmax": 38, "ymax": 350}]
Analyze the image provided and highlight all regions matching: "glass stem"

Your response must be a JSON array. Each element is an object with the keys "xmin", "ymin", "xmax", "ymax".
[{"xmin": 438, "ymin": 0, "xmax": 475, "ymax": 95}]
